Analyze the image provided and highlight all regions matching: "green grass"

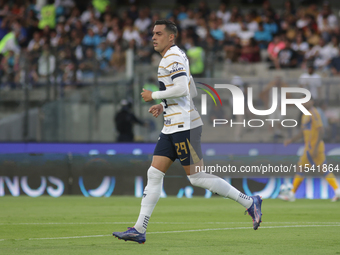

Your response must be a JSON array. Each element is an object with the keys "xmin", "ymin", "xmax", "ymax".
[{"xmin": 1, "ymin": 197, "xmax": 339, "ymax": 255}]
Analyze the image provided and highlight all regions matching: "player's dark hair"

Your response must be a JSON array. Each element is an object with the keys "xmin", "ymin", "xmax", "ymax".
[{"xmin": 154, "ymin": 20, "xmax": 178, "ymax": 38}]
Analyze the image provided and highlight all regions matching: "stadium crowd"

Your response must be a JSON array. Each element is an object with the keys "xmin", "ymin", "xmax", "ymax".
[{"xmin": 0, "ymin": 0, "xmax": 340, "ymax": 89}]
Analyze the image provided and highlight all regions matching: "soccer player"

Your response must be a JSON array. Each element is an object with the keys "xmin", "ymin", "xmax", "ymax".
[
  {"xmin": 112, "ymin": 20, "xmax": 263, "ymax": 244},
  {"xmin": 280, "ymin": 97, "xmax": 340, "ymax": 201}
]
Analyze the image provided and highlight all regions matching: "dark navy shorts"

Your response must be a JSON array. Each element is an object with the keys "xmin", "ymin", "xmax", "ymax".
[{"xmin": 153, "ymin": 126, "xmax": 203, "ymax": 166}]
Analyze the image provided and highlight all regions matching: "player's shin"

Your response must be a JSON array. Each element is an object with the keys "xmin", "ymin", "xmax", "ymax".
[
  {"xmin": 292, "ymin": 173, "xmax": 304, "ymax": 193},
  {"xmin": 134, "ymin": 166, "xmax": 165, "ymax": 233},
  {"xmin": 324, "ymin": 171, "xmax": 339, "ymax": 191},
  {"xmin": 187, "ymin": 172, "xmax": 253, "ymax": 209}
]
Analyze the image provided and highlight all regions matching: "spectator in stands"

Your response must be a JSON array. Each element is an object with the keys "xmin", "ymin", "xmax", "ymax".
[
  {"xmin": 122, "ymin": 18, "xmax": 141, "ymax": 47},
  {"xmin": 254, "ymin": 22, "xmax": 272, "ymax": 49},
  {"xmin": 177, "ymin": 5, "xmax": 188, "ymax": 21},
  {"xmin": 317, "ymin": 2, "xmax": 338, "ymax": 42},
  {"xmin": 56, "ymin": 35, "xmax": 68, "ymax": 52},
  {"xmin": 134, "ymin": 8, "xmax": 152, "ymax": 33},
  {"xmin": 136, "ymin": 36, "xmax": 153, "ymax": 64},
  {"xmin": 330, "ymin": 55, "xmax": 340, "ymax": 76},
  {"xmin": 57, "ymin": 47, "xmax": 77, "ymax": 88},
  {"xmin": 38, "ymin": 0, "xmax": 56, "ymax": 30},
  {"xmin": 107, "ymin": 25, "xmax": 119, "ymax": 45},
  {"xmin": 80, "ymin": 4, "xmax": 100, "ymax": 25},
  {"xmin": 261, "ymin": 0, "xmax": 276, "ymax": 18},
  {"xmin": 73, "ymin": 19, "xmax": 85, "ymax": 37},
  {"xmin": 0, "ymin": 3, "xmax": 10, "ymax": 19},
  {"xmin": 186, "ymin": 37, "xmax": 205, "ymax": 77},
  {"xmin": 71, "ymin": 37, "xmax": 84, "ymax": 63},
  {"xmin": 180, "ymin": 10, "xmax": 196, "ymax": 30},
  {"xmin": 240, "ymin": 38, "xmax": 261, "ymax": 63},
  {"xmin": 0, "ymin": 50, "xmax": 19, "ymax": 89},
  {"xmin": 224, "ymin": 36, "xmax": 242, "ymax": 63},
  {"xmin": 216, "ymin": 2, "xmax": 231, "ymax": 24},
  {"xmin": 223, "ymin": 14, "xmax": 241, "ymax": 37},
  {"xmin": 263, "ymin": 14, "xmax": 278, "ymax": 36},
  {"xmin": 95, "ymin": 40, "xmax": 113, "ymax": 72},
  {"xmin": 110, "ymin": 43, "xmax": 125, "ymax": 72},
  {"xmin": 245, "ymin": 10, "xmax": 259, "ymax": 33},
  {"xmin": 237, "ymin": 22, "xmax": 254, "ymax": 47},
  {"xmin": 127, "ymin": 4, "xmax": 139, "ymax": 22},
  {"xmin": 50, "ymin": 29, "xmax": 60, "ymax": 48},
  {"xmin": 296, "ymin": 9, "xmax": 309, "ymax": 30},
  {"xmin": 196, "ymin": 17, "xmax": 208, "ymax": 41},
  {"xmin": 0, "ymin": 16, "xmax": 9, "ymax": 41},
  {"xmin": 103, "ymin": 13, "xmax": 112, "ymax": 30},
  {"xmin": 78, "ymin": 47, "xmax": 96, "ymax": 80},
  {"xmin": 82, "ymin": 28, "xmax": 101, "ymax": 49},
  {"xmin": 65, "ymin": 7, "xmax": 81, "ymax": 31},
  {"xmin": 38, "ymin": 43, "xmax": 56, "ymax": 81},
  {"xmin": 210, "ymin": 19, "xmax": 224, "ymax": 41},
  {"xmin": 283, "ymin": 0, "xmax": 296, "ymax": 16},
  {"xmin": 0, "ymin": 29, "xmax": 21, "ymax": 55},
  {"xmin": 196, "ymin": 0, "xmax": 210, "ymax": 20},
  {"xmin": 299, "ymin": 64, "xmax": 322, "ymax": 100},
  {"xmin": 275, "ymin": 38, "xmax": 298, "ymax": 69},
  {"xmin": 313, "ymin": 37, "xmax": 339, "ymax": 70},
  {"xmin": 56, "ymin": 21, "xmax": 67, "ymax": 37},
  {"xmin": 291, "ymin": 33, "xmax": 309, "ymax": 66},
  {"xmin": 267, "ymin": 34, "xmax": 285, "ymax": 66},
  {"xmin": 94, "ymin": 22, "xmax": 108, "ymax": 39}
]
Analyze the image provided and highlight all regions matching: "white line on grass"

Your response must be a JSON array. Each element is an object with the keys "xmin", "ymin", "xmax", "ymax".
[
  {"xmin": 148, "ymin": 224, "xmax": 340, "ymax": 234},
  {"xmin": 0, "ymin": 221, "xmax": 339, "ymax": 225},
  {"xmin": 1, "ymin": 224, "xmax": 340, "ymax": 242}
]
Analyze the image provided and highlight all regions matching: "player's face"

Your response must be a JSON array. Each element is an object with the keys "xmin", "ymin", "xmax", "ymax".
[{"xmin": 152, "ymin": 25, "xmax": 173, "ymax": 55}]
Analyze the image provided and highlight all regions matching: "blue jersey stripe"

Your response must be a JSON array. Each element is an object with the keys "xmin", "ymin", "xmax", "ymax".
[{"xmin": 171, "ymin": 72, "xmax": 187, "ymax": 80}]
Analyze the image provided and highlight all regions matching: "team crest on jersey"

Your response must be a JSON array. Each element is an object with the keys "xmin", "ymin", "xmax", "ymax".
[{"xmin": 170, "ymin": 62, "xmax": 183, "ymax": 74}]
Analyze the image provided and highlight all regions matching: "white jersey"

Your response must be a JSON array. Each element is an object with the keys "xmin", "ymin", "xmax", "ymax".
[{"xmin": 157, "ymin": 45, "xmax": 203, "ymax": 134}]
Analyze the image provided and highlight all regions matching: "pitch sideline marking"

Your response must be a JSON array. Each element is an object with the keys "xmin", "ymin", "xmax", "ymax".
[
  {"xmin": 1, "ymin": 224, "xmax": 340, "ymax": 242},
  {"xmin": 0, "ymin": 221, "xmax": 339, "ymax": 225}
]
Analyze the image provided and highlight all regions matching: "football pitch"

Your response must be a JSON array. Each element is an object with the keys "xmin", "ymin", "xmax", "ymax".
[{"xmin": 1, "ymin": 197, "xmax": 339, "ymax": 255}]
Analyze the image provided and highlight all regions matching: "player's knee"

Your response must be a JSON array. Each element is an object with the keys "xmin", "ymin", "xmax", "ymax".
[
  {"xmin": 147, "ymin": 166, "xmax": 165, "ymax": 182},
  {"xmin": 187, "ymin": 172, "xmax": 212, "ymax": 190}
]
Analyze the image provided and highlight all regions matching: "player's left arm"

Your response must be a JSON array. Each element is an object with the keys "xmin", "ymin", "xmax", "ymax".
[
  {"xmin": 142, "ymin": 59, "xmax": 189, "ymax": 101},
  {"xmin": 151, "ymin": 75, "xmax": 189, "ymax": 100},
  {"xmin": 141, "ymin": 75, "xmax": 189, "ymax": 102}
]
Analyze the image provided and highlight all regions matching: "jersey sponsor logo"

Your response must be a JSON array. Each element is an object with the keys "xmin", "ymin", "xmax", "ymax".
[
  {"xmin": 170, "ymin": 62, "xmax": 184, "ymax": 74},
  {"xmin": 164, "ymin": 119, "xmax": 171, "ymax": 125},
  {"xmin": 170, "ymin": 67, "xmax": 184, "ymax": 74}
]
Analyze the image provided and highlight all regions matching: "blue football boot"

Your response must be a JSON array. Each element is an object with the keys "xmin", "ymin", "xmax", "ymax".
[
  {"xmin": 113, "ymin": 227, "xmax": 146, "ymax": 244},
  {"xmin": 246, "ymin": 195, "xmax": 263, "ymax": 230}
]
